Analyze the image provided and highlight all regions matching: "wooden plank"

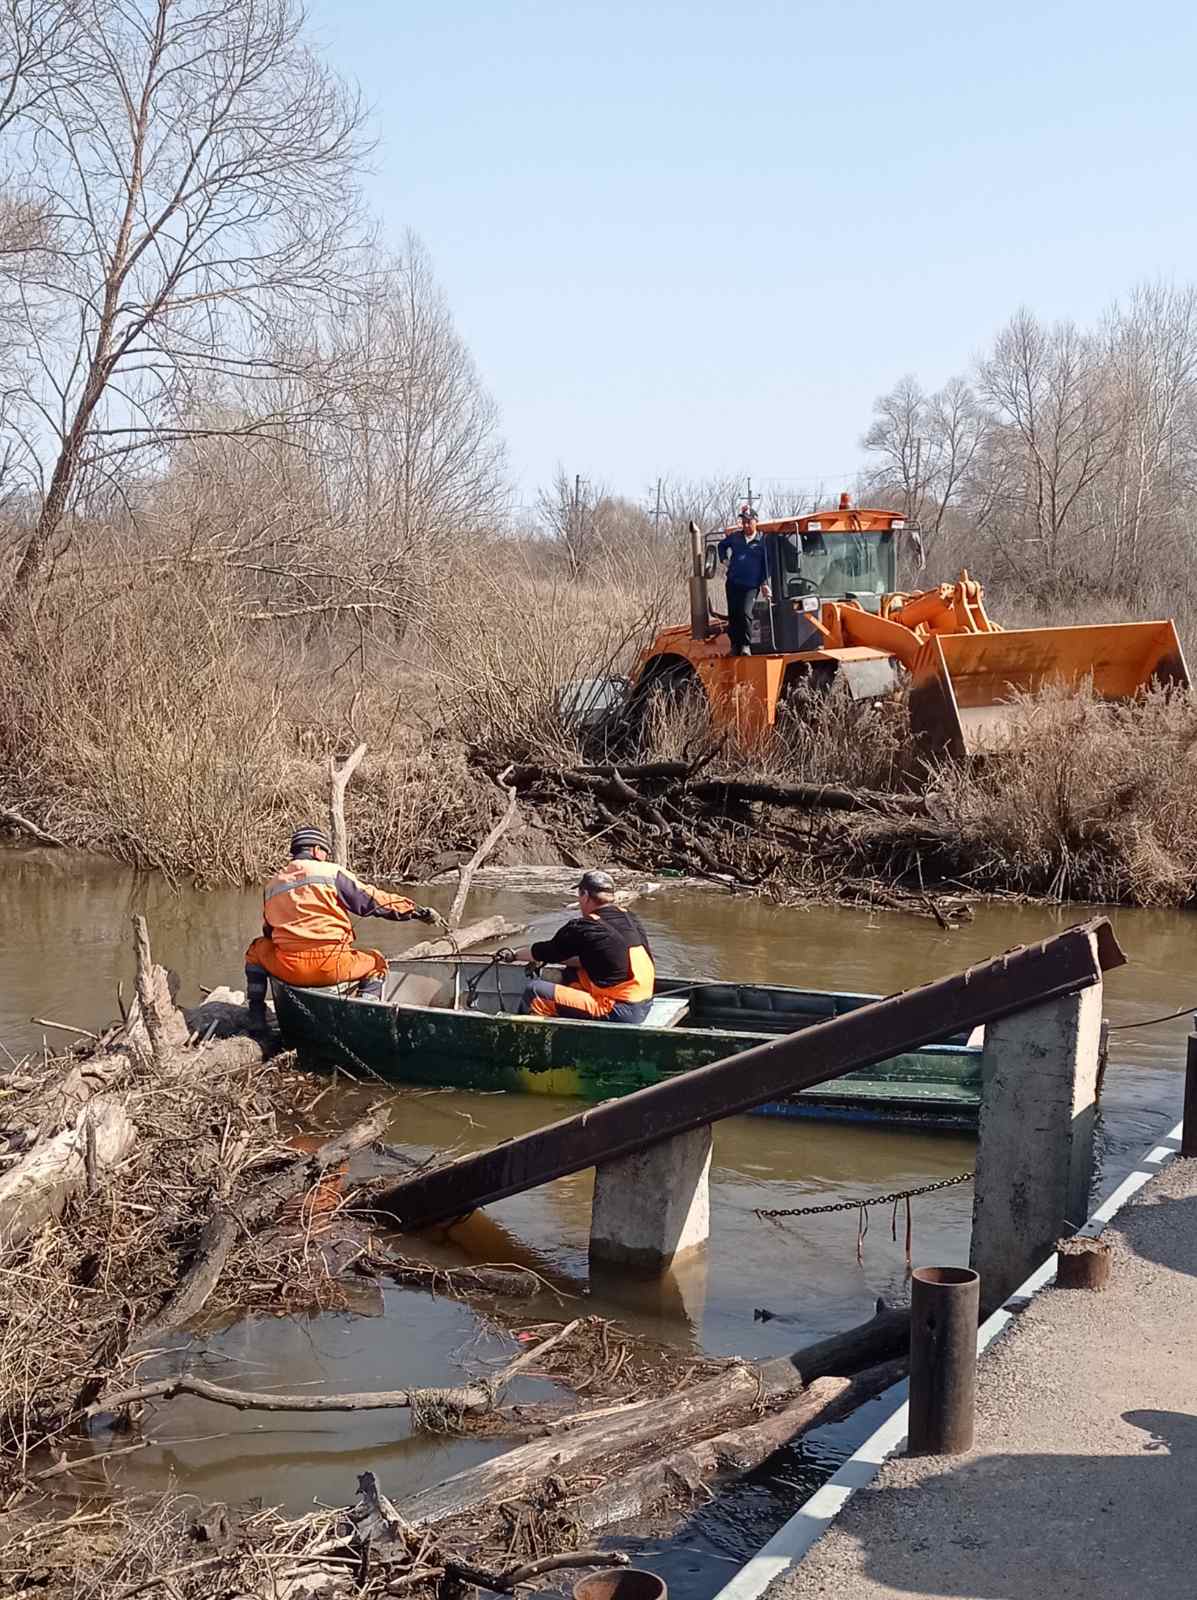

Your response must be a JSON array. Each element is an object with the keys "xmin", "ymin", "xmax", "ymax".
[{"xmin": 375, "ymin": 919, "xmax": 1124, "ymax": 1231}]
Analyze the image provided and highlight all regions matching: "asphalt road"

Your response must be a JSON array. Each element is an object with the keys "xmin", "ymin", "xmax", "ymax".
[{"xmin": 767, "ymin": 1156, "xmax": 1197, "ymax": 1600}]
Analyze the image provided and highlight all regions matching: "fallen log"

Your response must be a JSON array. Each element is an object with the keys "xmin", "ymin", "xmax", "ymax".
[
  {"xmin": 380, "ymin": 1259, "xmax": 550, "ymax": 1299},
  {"xmin": 130, "ymin": 1113, "xmax": 383, "ymax": 1353},
  {"xmin": 768, "ymin": 1298, "xmax": 911, "ymax": 1382},
  {"xmin": 0, "ymin": 1098, "xmax": 136, "ymax": 1251},
  {"xmin": 395, "ymin": 1353, "xmax": 804, "ymax": 1528},
  {"xmin": 510, "ymin": 762, "xmax": 927, "ymax": 817},
  {"xmin": 92, "ymin": 1320, "xmax": 580, "ymax": 1421},
  {"xmin": 401, "ymin": 915, "xmax": 526, "ymax": 961},
  {"xmin": 688, "ymin": 777, "xmax": 927, "ymax": 816},
  {"xmin": 445, "ymin": 1552, "xmax": 630, "ymax": 1594},
  {"xmin": 0, "ymin": 805, "xmax": 65, "ymax": 846},
  {"xmin": 135, "ymin": 1207, "xmax": 239, "ymax": 1347},
  {"xmin": 575, "ymin": 1358, "xmax": 906, "ymax": 1532}
]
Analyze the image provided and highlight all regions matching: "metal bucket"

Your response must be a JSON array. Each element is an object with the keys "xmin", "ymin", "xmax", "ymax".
[
  {"xmin": 910, "ymin": 619, "xmax": 1191, "ymax": 759},
  {"xmin": 574, "ymin": 1570, "xmax": 667, "ymax": 1600}
]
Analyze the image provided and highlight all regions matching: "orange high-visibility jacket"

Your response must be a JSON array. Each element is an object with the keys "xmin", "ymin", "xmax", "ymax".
[{"xmin": 263, "ymin": 857, "xmax": 417, "ymax": 951}]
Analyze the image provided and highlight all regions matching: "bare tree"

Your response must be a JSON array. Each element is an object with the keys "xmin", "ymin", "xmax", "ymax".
[
  {"xmin": 321, "ymin": 235, "xmax": 508, "ymax": 545},
  {"xmin": 654, "ymin": 474, "xmax": 745, "ymax": 535},
  {"xmin": 977, "ymin": 309, "xmax": 1118, "ymax": 594},
  {"xmin": 0, "ymin": 0, "xmax": 371, "ymax": 605},
  {"xmin": 0, "ymin": 0, "xmax": 81, "ymax": 134},
  {"xmin": 1100, "ymin": 281, "xmax": 1197, "ymax": 580},
  {"xmin": 861, "ymin": 375, "xmax": 935, "ymax": 524},
  {"xmin": 535, "ymin": 468, "xmax": 658, "ymax": 580}
]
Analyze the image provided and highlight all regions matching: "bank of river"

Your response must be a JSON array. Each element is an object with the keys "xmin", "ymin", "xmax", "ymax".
[{"xmin": 1, "ymin": 846, "xmax": 1192, "ymax": 1594}]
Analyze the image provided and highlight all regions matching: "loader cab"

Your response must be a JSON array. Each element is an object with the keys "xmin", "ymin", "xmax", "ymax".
[{"xmin": 706, "ymin": 496, "xmax": 907, "ymax": 655}]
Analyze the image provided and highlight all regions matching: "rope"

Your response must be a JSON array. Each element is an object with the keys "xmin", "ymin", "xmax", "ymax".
[{"xmin": 754, "ymin": 1169, "xmax": 974, "ymax": 1221}]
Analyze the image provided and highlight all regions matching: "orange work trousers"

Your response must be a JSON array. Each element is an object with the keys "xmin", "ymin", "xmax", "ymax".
[
  {"xmin": 244, "ymin": 936, "xmax": 386, "ymax": 988},
  {"xmin": 528, "ymin": 979, "xmax": 613, "ymax": 1019}
]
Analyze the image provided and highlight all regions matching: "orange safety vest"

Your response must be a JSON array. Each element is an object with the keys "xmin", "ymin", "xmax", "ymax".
[
  {"xmin": 575, "ymin": 941, "xmax": 655, "ymax": 1005},
  {"xmin": 262, "ymin": 858, "xmax": 414, "ymax": 951}
]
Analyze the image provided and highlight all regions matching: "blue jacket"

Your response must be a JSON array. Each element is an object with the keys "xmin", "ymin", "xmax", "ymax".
[{"xmin": 717, "ymin": 531, "xmax": 768, "ymax": 589}]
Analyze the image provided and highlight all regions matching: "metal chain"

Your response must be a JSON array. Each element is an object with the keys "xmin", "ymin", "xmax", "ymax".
[{"xmin": 754, "ymin": 1169, "xmax": 974, "ymax": 1222}]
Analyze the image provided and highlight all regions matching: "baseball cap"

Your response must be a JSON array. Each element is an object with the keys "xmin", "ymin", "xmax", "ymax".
[{"xmin": 577, "ymin": 870, "xmax": 616, "ymax": 896}]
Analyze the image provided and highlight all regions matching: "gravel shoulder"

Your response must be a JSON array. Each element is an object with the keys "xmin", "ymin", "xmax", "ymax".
[{"xmin": 765, "ymin": 1155, "xmax": 1197, "ymax": 1600}]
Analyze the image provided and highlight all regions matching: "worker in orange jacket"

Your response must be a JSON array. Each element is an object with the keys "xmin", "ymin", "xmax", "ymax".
[{"xmin": 244, "ymin": 825, "xmax": 437, "ymax": 1027}]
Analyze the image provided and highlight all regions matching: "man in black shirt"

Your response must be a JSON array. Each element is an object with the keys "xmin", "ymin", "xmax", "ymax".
[{"xmin": 502, "ymin": 870, "xmax": 655, "ymax": 1023}]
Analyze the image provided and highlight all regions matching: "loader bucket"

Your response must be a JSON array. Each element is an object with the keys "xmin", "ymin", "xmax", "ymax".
[{"xmin": 909, "ymin": 620, "xmax": 1191, "ymax": 759}]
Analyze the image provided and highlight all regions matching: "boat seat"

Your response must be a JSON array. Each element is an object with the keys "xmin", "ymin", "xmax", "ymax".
[
  {"xmin": 389, "ymin": 972, "xmax": 453, "ymax": 1007},
  {"xmin": 643, "ymin": 995, "xmax": 690, "ymax": 1028}
]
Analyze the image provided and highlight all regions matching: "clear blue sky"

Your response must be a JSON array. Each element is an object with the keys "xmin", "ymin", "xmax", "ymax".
[{"xmin": 310, "ymin": 0, "xmax": 1197, "ymax": 506}]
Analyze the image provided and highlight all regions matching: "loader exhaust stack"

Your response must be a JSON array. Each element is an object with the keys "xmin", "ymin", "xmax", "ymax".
[{"xmin": 688, "ymin": 519, "xmax": 709, "ymax": 642}]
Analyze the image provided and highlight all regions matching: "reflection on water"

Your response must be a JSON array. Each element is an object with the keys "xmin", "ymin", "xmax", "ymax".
[{"xmin": 4, "ymin": 845, "xmax": 1194, "ymax": 1578}]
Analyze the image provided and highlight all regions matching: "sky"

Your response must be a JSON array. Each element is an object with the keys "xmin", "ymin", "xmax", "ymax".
[{"xmin": 308, "ymin": 0, "xmax": 1197, "ymax": 508}]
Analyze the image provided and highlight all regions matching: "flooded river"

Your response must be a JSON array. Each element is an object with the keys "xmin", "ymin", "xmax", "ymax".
[{"xmin": 2, "ymin": 846, "xmax": 1193, "ymax": 1590}]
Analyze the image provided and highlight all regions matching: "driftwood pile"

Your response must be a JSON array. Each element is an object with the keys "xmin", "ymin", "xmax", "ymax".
[
  {"xmin": 0, "ymin": 919, "xmax": 396, "ymax": 1472},
  {"xmin": 500, "ymin": 758, "xmax": 977, "ymax": 924}
]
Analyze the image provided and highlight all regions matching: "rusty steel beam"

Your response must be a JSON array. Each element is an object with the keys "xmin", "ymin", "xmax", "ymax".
[{"xmin": 375, "ymin": 918, "xmax": 1125, "ymax": 1231}]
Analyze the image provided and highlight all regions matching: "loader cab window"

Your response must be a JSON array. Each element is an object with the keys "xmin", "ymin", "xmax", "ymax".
[
  {"xmin": 776, "ymin": 533, "xmax": 818, "ymax": 598},
  {"xmin": 797, "ymin": 530, "xmax": 896, "ymax": 598}
]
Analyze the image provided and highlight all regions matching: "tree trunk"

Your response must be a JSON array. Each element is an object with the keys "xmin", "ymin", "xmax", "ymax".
[
  {"xmin": 330, "ymin": 743, "xmax": 367, "ymax": 866},
  {"xmin": 0, "ymin": 1099, "xmax": 136, "ymax": 1250},
  {"xmin": 395, "ymin": 1356, "xmax": 804, "ymax": 1528},
  {"xmin": 574, "ymin": 1358, "xmax": 906, "ymax": 1532},
  {"xmin": 782, "ymin": 1299, "xmax": 910, "ymax": 1382},
  {"xmin": 401, "ymin": 916, "xmax": 525, "ymax": 961}
]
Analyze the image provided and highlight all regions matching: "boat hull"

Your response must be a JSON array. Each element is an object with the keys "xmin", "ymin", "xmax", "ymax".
[{"xmin": 272, "ymin": 969, "xmax": 982, "ymax": 1130}]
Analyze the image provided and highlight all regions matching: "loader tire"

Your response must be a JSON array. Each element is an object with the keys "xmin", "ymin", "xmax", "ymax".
[{"xmin": 615, "ymin": 655, "xmax": 707, "ymax": 756}]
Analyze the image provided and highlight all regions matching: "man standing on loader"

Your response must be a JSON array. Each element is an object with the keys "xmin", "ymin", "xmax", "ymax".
[
  {"xmin": 499, "ymin": 870, "xmax": 655, "ymax": 1024},
  {"xmin": 717, "ymin": 505, "xmax": 771, "ymax": 655},
  {"xmin": 244, "ymin": 825, "xmax": 437, "ymax": 1027}
]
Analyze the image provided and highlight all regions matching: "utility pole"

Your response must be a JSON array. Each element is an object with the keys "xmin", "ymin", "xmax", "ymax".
[
  {"xmin": 653, "ymin": 476, "xmax": 662, "ymax": 531},
  {"xmin": 746, "ymin": 475, "xmax": 755, "ymax": 516},
  {"xmin": 569, "ymin": 473, "xmax": 584, "ymax": 577}
]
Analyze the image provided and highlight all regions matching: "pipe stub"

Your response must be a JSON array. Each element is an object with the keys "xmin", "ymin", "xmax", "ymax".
[
  {"xmin": 574, "ymin": 1570, "xmax": 667, "ymax": 1600},
  {"xmin": 912, "ymin": 1266, "xmax": 980, "ymax": 1289}
]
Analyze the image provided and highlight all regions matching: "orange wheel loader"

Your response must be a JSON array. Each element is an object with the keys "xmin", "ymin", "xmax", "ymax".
[{"xmin": 628, "ymin": 494, "xmax": 1190, "ymax": 759}]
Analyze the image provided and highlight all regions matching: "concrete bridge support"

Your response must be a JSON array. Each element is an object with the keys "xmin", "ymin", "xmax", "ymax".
[
  {"xmin": 589, "ymin": 1124, "xmax": 712, "ymax": 1273},
  {"xmin": 969, "ymin": 978, "xmax": 1104, "ymax": 1313}
]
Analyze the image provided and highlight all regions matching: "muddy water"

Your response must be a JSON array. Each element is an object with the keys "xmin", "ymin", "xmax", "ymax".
[{"xmin": 2, "ymin": 847, "xmax": 1194, "ymax": 1585}]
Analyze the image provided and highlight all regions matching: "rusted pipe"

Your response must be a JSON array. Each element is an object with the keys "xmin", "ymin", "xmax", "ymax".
[
  {"xmin": 1182, "ymin": 1030, "xmax": 1197, "ymax": 1159},
  {"xmin": 907, "ymin": 1265, "xmax": 980, "ymax": 1456},
  {"xmin": 1056, "ymin": 1235, "xmax": 1112, "ymax": 1290},
  {"xmin": 575, "ymin": 1572, "xmax": 666, "ymax": 1600}
]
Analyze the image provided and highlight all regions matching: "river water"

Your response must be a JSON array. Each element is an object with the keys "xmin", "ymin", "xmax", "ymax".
[{"xmin": 2, "ymin": 846, "xmax": 1192, "ymax": 1589}]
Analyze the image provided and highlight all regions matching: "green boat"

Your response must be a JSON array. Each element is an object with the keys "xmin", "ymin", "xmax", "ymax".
[{"xmin": 272, "ymin": 957, "xmax": 983, "ymax": 1129}]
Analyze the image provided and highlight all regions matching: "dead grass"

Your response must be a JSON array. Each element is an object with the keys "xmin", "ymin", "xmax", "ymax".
[
  {"xmin": 4, "ymin": 545, "xmax": 1197, "ymax": 908},
  {"xmin": 855, "ymin": 685, "xmax": 1197, "ymax": 906}
]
